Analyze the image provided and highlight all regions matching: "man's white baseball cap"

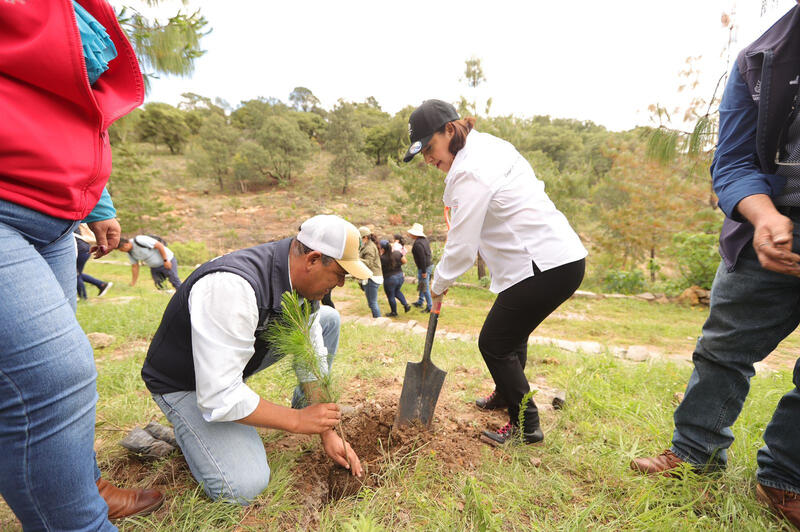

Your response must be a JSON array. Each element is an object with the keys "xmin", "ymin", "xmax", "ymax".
[{"xmin": 297, "ymin": 215, "xmax": 372, "ymax": 280}]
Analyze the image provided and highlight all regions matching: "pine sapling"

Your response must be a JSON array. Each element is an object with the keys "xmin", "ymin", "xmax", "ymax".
[{"xmin": 264, "ymin": 291, "xmax": 352, "ymax": 470}]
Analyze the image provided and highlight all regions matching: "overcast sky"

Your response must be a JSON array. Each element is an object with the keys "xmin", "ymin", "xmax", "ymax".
[{"xmin": 123, "ymin": 0, "xmax": 794, "ymax": 131}]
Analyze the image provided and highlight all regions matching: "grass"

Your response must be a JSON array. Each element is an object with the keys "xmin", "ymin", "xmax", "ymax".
[{"xmin": 1, "ymin": 261, "xmax": 797, "ymax": 531}]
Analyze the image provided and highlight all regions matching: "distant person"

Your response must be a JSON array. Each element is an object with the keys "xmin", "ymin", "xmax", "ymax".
[
  {"xmin": 75, "ymin": 226, "xmax": 113, "ymax": 300},
  {"xmin": 0, "ymin": 0, "xmax": 163, "ymax": 527},
  {"xmin": 358, "ymin": 226, "xmax": 383, "ymax": 317},
  {"xmin": 403, "ymin": 100, "xmax": 587, "ymax": 446},
  {"xmin": 407, "ymin": 223, "xmax": 433, "ymax": 313},
  {"xmin": 630, "ymin": 6, "xmax": 800, "ymax": 528},
  {"xmin": 379, "ymin": 239, "xmax": 410, "ymax": 317},
  {"xmin": 117, "ymin": 235, "xmax": 182, "ymax": 290},
  {"xmin": 141, "ymin": 215, "xmax": 369, "ymax": 503},
  {"xmin": 392, "ymin": 233, "xmax": 408, "ymax": 257}
]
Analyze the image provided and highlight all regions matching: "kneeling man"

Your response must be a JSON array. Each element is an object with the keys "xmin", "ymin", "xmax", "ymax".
[{"xmin": 141, "ymin": 215, "xmax": 369, "ymax": 503}]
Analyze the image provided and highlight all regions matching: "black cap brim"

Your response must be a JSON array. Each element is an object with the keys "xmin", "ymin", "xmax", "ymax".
[{"xmin": 402, "ymin": 133, "xmax": 433, "ymax": 163}]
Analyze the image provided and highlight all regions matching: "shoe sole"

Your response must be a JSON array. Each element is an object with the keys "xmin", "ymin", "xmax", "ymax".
[
  {"xmin": 98, "ymin": 282, "xmax": 113, "ymax": 297},
  {"xmin": 109, "ymin": 495, "xmax": 165, "ymax": 521},
  {"xmin": 479, "ymin": 433, "xmax": 544, "ymax": 447},
  {"xmin": 475, "ymin": 403, "xmax": 508, "ymax": 411}
]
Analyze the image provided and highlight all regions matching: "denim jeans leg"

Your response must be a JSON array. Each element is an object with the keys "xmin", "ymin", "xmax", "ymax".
[
  {"xmin": 0, "ymin": 200, "xmax": 114, "ymax": 530},
  {"xmin": 383, "ymin": 276, "xmax": 398, "ymax": 314},
  {"xmin": 291, "ymin": 305, "xmax": 341, "ymax": 408},
  {"xmin": 393, "ymin": 273, "xmax": 409, "ymax": 308},
  {"xmin": 165, "ymin": 258, "xmax": 182, "ymax": 288},
  {"xmin": 423, "ymin": 265, "xmax": 433, "ymax": 309},
  {"xmin": 365, "ymin": 279, "xmax": 381, "ymax": 317},
  {"xmin": 671, "ymin": 250, "xmax": 800, "ymax": 468},
  {"xmin": 757, "ymin": 357, "xmax": 800, "ymax": 493},
  {"xmin": 416, "ymin": 269, "xmax": 426, "ymax": 305},
  {"xmin": 152, "ymin": 391, "xmax": 269, "ymax": 504}
]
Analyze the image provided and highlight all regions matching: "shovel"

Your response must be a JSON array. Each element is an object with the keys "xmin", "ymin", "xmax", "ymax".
[{"xmin": 394, "ymin": 298, "xmax": 447, "ymax": 429}]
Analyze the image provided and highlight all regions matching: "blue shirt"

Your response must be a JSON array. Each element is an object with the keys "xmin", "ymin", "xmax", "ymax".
[
  {"xmin": 711, "ymin": 64, "xmax": 787, "ymax": 220},
  {"xmin": 72, "ymin": 0, "xmax": 117, "ymax": 85},
  {"xmin": 83, "ymin": 187, "xmax": 116, "ymax": 223}
]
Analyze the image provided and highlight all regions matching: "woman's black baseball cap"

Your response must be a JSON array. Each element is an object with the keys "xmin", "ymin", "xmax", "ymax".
[{"xmin": 403, "ymin": 99, "xmax": 460, "ymax": 162}]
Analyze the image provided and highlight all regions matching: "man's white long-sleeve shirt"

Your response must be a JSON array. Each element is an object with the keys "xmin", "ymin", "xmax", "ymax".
[
  {"xmin": 188, "ymin": 271, "xmax": 328, "ymax": 423},
  {"xmin": 432, "ymin": 130, "xmax": 587, "ymax": 295}
]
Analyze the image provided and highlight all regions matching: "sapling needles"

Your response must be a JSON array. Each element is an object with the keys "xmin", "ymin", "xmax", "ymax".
[{"xmin": 264, "ymin": 291, "xmax": 352, "ymax": 469}]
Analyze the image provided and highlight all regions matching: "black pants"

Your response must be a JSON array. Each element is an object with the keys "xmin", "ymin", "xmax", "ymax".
[{"xmin": 478, "ymin": 258, "xmax": 585, "ymax": 424}]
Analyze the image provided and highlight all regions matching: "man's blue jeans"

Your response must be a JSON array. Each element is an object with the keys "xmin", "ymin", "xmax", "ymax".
[
  {"xmin": 364, "ymin": 279, "xmax": 381, "ymax": 317},
  {"xmin": 0, "ymin": 200, "xmax": 114, "ymax": 530},
  {"xmin": 416, "ymin": 265, "xmax": 433, "ymax": 310},
  {"xmin": 151, "ymin": 305, "xmax": 341, "ymax": 504},
  {"xmin": 671, "ymin": 241, "xmax": 800, "ymax": 494}
]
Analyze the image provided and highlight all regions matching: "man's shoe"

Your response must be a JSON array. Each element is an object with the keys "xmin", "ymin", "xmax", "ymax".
[
  {"xmin": 97, "ymin": 281, "xmax": 113, "ymax": 297},
  {"xmin": 96, "ymin": 478, "xmax": 164, "ymax": 520},
  {"xmin": 481, "ymin": 422, "xmax": 544, "ymax": 446},
  {"xmin": 630, "ymin": 450, "xmax": 688, "ymax": 477},
  {"xmin": 412, "ymin": 301, "xmax": 423, "ymax": 308},
  {"xmin": 404, "ymin": 304, "xmax": 411, "ymax": 313},
  {"xmin": 422, "ymin": 307, "xmax": 431, "ymax": 313},
  {"xmin": 756, "ymin": 483, "xmax": 800, "ymax": 529},
  {"xmin": 386, "ymin": 312, "xmax": 398, "ymax": 317}
]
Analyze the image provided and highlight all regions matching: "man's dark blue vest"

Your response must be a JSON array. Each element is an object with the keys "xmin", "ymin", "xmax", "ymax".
[
  {"xmin": 142, "ymin": 238, "xmax": 294, "ymax": 394},
  {"xmin": 719, "ymin": 5, "xmax": 800, "ymax": 270}
]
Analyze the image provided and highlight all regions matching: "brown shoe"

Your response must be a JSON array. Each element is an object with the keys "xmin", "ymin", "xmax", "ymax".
[
  {"xmin": 630, "ymin": 449, "xmax": 688, "ymax": 477},
  {"xmin": 96, "ymin": 478, "xmax": 165, "ymax": 520},
  {"xmin": 756, "ymin": 483, "xmax": 800, "ymax": 529}
]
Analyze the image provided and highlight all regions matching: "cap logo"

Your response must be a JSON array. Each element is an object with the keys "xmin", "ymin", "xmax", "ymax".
[{"xmin": 408, "ymin": 141, "xmax": 422, "ymax": 155}]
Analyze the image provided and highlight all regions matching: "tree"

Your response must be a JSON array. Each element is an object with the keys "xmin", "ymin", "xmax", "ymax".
[
  {"xmin": 326, "ymin": 101, "xmax": 370, "ymax": 194},
  {"xmin": 187, "ymin": 113, "xmax": 239, "ymax": 190},
  {"xmin": 117, "ymin": 5, "xmax": 209, "ymax": 91},
  {"xmin": 459, "ymin": 56, "xmax": 491, "ymax": 116},
  {"xmin": 178, "ymin": 92, "xmax": 225, "ymax": 135},
  {"xmin": 390, "ymin": 158, "xmax": 445, "ymax": 232},
  {"xmin": 288, "ymin": 87, "xmax": 320, "ymax": 112},
  {"xmin": 253, "ymin": 115, "xmax": 314, "ymax": 183},
  {"xmin": 136, "ymin": 102, "xmax": 190, "ymax": 154},
  {"xmin": 106, "ymin": 145, "xmax": 178, "ymax": 233}
]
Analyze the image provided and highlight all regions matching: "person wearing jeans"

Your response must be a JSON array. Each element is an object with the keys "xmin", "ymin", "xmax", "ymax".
[
  {"xmin": 408, "ymin": 223, "xmax": 433, "ymax": 312},
  {"xmin": 76, "ymin": 231, "xmax": 112, "ymax": 299},
  {"xmin": 631, "ymin": 8, "xmax": 800, "ymax": 526},
  {"xmin": 1, "ymin": 0, "xmax": 163, "ymax": 527},
  {"xmin": 142, "ymin": 216, "xmax": 371, "ymax": 503},
  {"xmin": 358, "ymin": 226, "xmax": 383, "ymax": 317},
  {"xmin": 379, "ymin": 239, "xmax": 410, "ymax": 316}
]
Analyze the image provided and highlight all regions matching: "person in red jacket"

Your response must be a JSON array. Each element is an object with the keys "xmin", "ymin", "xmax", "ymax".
[{"xmin": 0, "ymin": 1, "xmax": 163, "ymax": 527}]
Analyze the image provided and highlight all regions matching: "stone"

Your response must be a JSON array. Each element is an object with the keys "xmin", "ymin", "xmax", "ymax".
[
  {"xmin": 552, "ymin": 390, "xmax": 567, "ymax": 410},
  {"xmin": 387, "ymin": 322, "xmax": 407, "ymax": 332},
  {"xmin": 87, "ymin": 332, "xmax": 115, "ymax": 349},
  {"xmin": 404, "ymin": 320, "xmax": 418, "ymax": 331},
  {"xmin": 572, "ymin": 290, "xmax": 603, "ymax": 299},
  {"xmin": 636, "ymin": 292, "xmax": 656, "ymax": 301},
  {"xmin": 672, "ymin": 392, "xmax": 685, "ymax": 405},
  {"xmin": 445, "ymin": 332, "xmax": 462, "ymax": 341},
  {"xmin": 355, "ymin": 317, "xmax": 373, "ymax": 326},
  {"xmin": 373, "ymin": 317, "xmax": 391, "ymax": 327},
  {"xmin": 575, "ymin": 341, "xmax": 604, "ymax": 354},
  {"xmin": 411, "ymin": 325, "xmax": 428, "ymax": 335},
  {"xmin": 624, "ymin": 345, "xmax": 653, "ymax": 362},
  {"xmin": 529, "ymin": 457, "xmax": 542, "ymax": 467}
]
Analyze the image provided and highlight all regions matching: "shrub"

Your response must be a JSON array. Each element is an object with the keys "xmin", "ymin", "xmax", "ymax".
[
  {"xmin": 169, "ymin": 240, "xmax": 213, "ymax": 266},
  {"xmin": 670, "ymin": 231, "xmax": 719, "ymax": 289},
  {"xmin": 602, "ymin": 269, "xmax": 646, "ymax": 294}
]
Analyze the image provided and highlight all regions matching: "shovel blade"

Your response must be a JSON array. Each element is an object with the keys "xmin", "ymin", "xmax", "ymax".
[{"xmin": 394, "ymin": 359, "xmax": 447, "ymax": 429}]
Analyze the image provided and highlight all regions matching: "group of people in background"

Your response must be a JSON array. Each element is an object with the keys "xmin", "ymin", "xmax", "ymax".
[{"xmin": 357, "ymin": 223, "xmax": 432, "ymax": 318}]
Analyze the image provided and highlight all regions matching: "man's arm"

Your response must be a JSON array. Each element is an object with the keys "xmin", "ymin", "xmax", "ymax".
[
  {"xmin": 153, "ymin": 241, "xmax": 172, "ymax": 270},
  {"xmin": 130, "ymin": 262, "xmax": 139, "ymax": 286},
  {"xmin": 737, "ymin": 194, "xmax": 800, "ymax": 276}
]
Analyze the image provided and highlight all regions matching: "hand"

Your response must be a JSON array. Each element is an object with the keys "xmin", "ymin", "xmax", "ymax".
[
  {"xmin": 292, "ymin": 403, "xmax": 341, "ymax": 434},
  {"xmin": 87, "ymin": 218, "xmax": 121, "ymax": 258},
  {"xmin": 163, "ymin": 259, "xmax": 172, "ymax": 270},
  {"xmin": 421, "ymin": 272, "xmax": 427, "ymax": 278},
  {"xmin": 752, "ymin": 212, "xmax": 800, "ymax": 276},
  {"xmin": 321, "ymin": 429, "xmax": 363, "ymax": 477}
]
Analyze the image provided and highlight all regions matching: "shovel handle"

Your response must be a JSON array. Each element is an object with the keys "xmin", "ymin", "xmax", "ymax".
[{"xmin": 421, "ymin": 299, "xmax": 442, "ymax": 364}]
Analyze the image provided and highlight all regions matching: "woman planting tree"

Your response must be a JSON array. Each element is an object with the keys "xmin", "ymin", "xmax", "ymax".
[{"xmin": 402, "ymin": 100, "xmax": 587, "ymax": 445}]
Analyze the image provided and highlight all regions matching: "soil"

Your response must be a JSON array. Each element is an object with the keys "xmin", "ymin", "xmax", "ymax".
[{"xmin": 289, "ymin": 373, "xmax": 561, "ymax": 526}]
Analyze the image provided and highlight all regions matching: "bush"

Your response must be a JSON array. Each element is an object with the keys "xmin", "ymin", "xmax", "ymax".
[
  {"xmin": 169, "ymin": 240, "xmax": 213, "ymax": 266},
  {"xmin": 670, "ymin": 231, "xmax": 719, "ymax": 289},
  {"xmin": 602, "ymin": 269, "xmax": 646, "ymax": 294}
]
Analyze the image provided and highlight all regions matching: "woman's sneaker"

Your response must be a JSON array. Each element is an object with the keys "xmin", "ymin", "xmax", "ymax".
[
  {"xmin": 481, "ymin": 422, "xmax": 544, "ymax": 445},
  {"xmin": 475, "ymin": 389, "xmax": 508, "ymax": 410}
]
